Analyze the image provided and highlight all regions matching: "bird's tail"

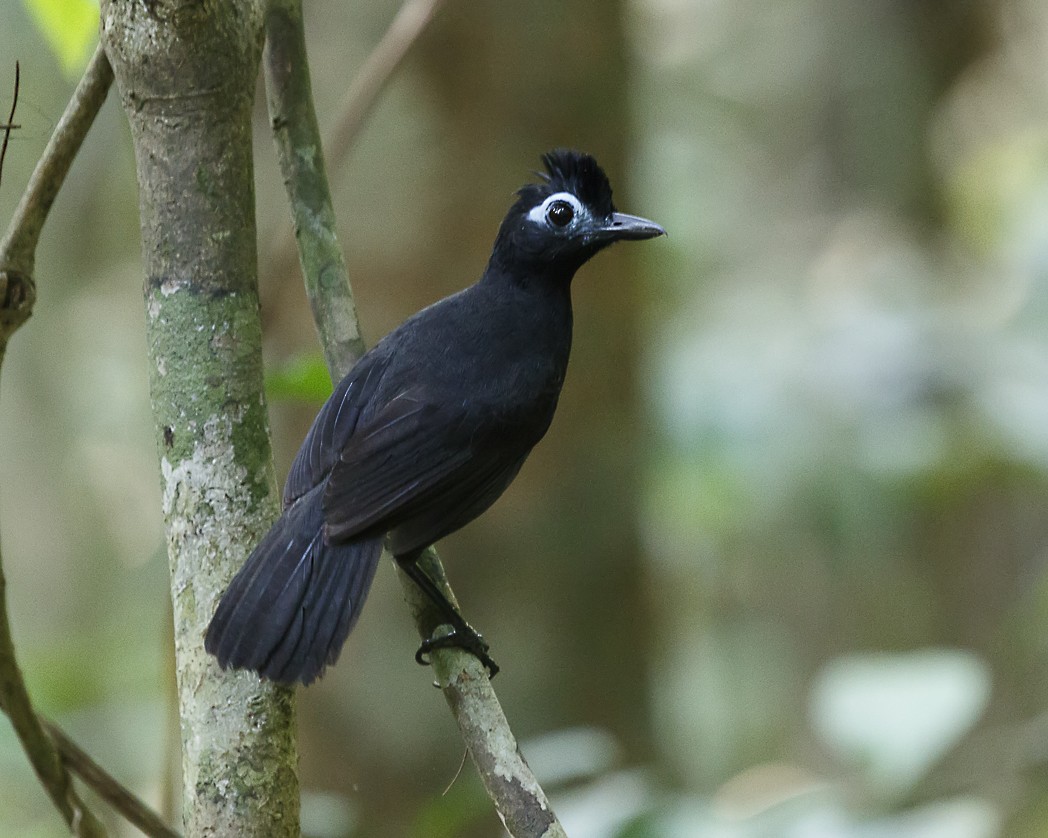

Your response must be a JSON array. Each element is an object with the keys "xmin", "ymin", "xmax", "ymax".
[{"xmin": 204, "ymin": 485, "xmax": 383, "ymax": 685}]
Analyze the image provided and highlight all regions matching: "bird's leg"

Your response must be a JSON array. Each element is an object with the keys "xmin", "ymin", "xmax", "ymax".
[{"xmin": 396, "ymin": 554, "xmax": 499, "ymax": 677}]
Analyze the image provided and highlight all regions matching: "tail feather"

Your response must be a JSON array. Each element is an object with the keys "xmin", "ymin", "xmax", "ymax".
[
  {"xmin": 296, "ymin": 538, "xmax": 366, "ymax": 682},
  {"xmin": 222, "ymin": 527, "xmax": 319, "ymax": 673},
  {"xmin": 205, "ymin": 485, "xmax": 383, "ymax": 685}
]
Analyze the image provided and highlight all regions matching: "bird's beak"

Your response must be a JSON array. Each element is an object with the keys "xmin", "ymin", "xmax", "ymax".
[{"xmin": 601, "ymin": 212, "xmax": 666, "ymax": 241}]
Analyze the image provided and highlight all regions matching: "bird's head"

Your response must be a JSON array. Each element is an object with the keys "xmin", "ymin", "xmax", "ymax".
[{"xmin": 490, "ymin": 149, "xmax": 665, "ymax": 283}]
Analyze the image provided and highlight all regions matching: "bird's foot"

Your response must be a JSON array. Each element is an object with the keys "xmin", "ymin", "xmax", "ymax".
[{"xmin": 415, "ymin": 625, "xmax": 500, "ymax": 678}]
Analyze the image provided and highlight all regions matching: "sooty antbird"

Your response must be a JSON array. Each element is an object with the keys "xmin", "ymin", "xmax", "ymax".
[{"xmin": 205, "ymin": 150, "xmax": 665, "ymax": 685}]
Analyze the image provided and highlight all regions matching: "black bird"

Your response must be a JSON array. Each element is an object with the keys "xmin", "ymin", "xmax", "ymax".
[{"xmin": 205, "ymin": 150, "xmax": 665, "ymax": 685}]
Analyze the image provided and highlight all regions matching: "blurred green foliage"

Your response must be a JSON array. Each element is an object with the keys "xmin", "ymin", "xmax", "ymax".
[
  {"xmin": 21, "ymin": 0, "xmax": 97, "ymax": 78},
  {"xmin": 265, "ymin": 352, "xmax": 335, "ymax": 403},
  {"xmin": 4, "ymin": 0, "xmax": 1048, "ymax": 836}
]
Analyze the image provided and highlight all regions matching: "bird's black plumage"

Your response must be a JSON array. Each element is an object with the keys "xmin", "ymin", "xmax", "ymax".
[{"xmin": 205, "ymin": 150, "xmax": 664, "ymax": 685}]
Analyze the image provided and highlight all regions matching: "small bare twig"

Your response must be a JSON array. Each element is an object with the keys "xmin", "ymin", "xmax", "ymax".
[
  {"xmin": 0, "ymin": 61, "xmax": 22, "ymax": 189},
  {"xmin": 326, "ymin": 0, "xmax": 445, "ymax": 172},
  {"xmin": 0, "ymin": 44, "xmax": 112, "ymax": 278}
]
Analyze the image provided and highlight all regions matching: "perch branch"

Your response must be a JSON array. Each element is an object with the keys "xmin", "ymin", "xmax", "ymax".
[
  {"xmin": 263, "ymin": 4, "xmax": 566, "ymax": 836},
  {"xmin": 264, "ymin": 0, "xmax": 368, "ymax": 369}
]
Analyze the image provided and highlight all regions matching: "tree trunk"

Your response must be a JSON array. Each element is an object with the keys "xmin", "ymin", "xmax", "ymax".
[{"xmin": 100, "ymin": 2, "xmax": 300, "ymax": 834}]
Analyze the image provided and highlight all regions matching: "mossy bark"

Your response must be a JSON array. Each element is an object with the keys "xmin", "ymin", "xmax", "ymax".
[{"xmin": 100, "ymin": 2, "xmax": 300, "ymax": 834}]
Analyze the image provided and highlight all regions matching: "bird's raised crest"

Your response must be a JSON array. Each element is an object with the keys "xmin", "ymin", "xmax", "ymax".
[{"xmin": 525, "ymin": 149, "xmax": 616, "ymax": 218}]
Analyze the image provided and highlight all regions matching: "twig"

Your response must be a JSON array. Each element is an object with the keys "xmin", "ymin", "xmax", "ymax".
[
  {"xmin": 326, "ymin": 0, "xmax": 445, "ymax": 173},
  {"xmin": 44, "ymin": 721, "xmax": 181, "ymax": 838},
  {"xmin": 0, "ymin": 44, "xmax": 112, "ymax": 278},
  {"xmin": 0, "ymin": 61, "xmax": 22, "ymax": 189},
  {"xmin": 263, "ymin": 5, "xmax": 567, "ymax": 836}
]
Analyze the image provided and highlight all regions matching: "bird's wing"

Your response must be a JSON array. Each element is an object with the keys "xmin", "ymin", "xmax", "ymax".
[
  {"xmin": 321, "ymin": 388, "xmax": 530, "ymax": 546},
  {"xmin": 282, "ymin": 350, "xmax": 392, "ymax": 508}
]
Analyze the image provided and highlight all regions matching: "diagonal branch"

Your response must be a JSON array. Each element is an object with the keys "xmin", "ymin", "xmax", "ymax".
[
  {"xmin": 325, "ymin": 0, "xmax": 446, "ymax": 175},
  {"xmin": 1, "ymin": 44, "xmax": 111, "ymax": 359},
  {"xmin": 0, "ymin": 36, "xmax": 106, "ymax": 838},
  {"xmin": 263, "ymin": 4, "xmax": 567, "ymax": 836},
  {"xmin": 263, "ymin": 0, "xmax": 367, "ymax": 371}
]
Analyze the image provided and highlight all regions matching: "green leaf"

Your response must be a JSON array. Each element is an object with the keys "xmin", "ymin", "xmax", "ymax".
[
  {"xmin": 265, "ymin": 353, "xmax": 334, "ymax": 402},
  {"xmin": 23, "ymin": 0, "xmax": 99, "ymax": 78}
]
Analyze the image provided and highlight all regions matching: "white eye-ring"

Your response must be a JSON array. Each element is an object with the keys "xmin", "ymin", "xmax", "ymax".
[{"xmin": 527, "ymin": 192, "xmax": 584, "ymax": 229}]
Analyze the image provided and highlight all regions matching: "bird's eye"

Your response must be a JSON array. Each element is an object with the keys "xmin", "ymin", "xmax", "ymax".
[{"xmin": 546, "ymin": 200, "xmax": 575, "ymax": 228}]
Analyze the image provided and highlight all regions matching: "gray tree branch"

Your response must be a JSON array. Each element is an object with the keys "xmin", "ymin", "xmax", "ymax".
[
  {"xmin": 262, "ymin": 0, "xmax": 444, "ymax": 294},
  {"xmin": 325, "ymin": 0, "xmax": 446, "ymax": 175}
]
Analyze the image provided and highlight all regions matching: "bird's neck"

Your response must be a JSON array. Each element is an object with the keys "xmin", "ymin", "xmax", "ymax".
[
  {"xmin": 477, "ymin": 250, "xmax": 575, "ymax": 361},
  {"xmin": 483, "ymin": 247, "xmax": 582, "ymax": 295}
]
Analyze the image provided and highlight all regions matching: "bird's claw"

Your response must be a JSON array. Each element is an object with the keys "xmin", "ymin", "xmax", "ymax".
[{"xmin": 415, "ymin": 627, "xmax": 500, "ymax": 678}]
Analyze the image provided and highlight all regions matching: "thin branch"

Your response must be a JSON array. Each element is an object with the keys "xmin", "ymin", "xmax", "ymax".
[
  {"xmin": 430, "ymin": 647, "xmax": 565, "ymax": 837},
  {"xmin": 263, "ymin": 5, "xmax": 567, "ymax": 836},
  {"xmin": 0, "ymin": 46, "xmax": 114, "ymax": 838},
  {"xmin": 44, "ymin": 721, "xmax": 181, "ymax": 838},
  {"xmin": 0, "ymin": 44, "xmax": 113, "ymax": 278},
  {"xmin": 326, "ymin": 0, "xmax": 445, "ymax": 173}
]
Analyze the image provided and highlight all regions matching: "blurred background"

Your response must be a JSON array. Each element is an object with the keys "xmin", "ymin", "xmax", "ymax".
[{"xmin": 2, "ymin": 0, "xmax": 1048, "ymax": 835}]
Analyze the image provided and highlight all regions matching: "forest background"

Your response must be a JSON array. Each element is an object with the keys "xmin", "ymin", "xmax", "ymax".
[{"xmin": 2, "ymin": 1, "xmax": 1047, "ymax": 836}]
